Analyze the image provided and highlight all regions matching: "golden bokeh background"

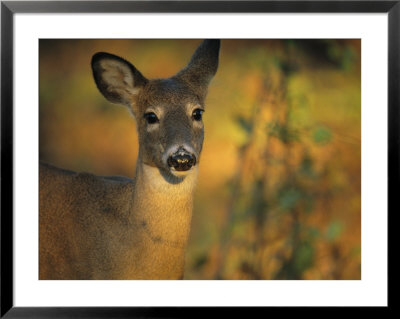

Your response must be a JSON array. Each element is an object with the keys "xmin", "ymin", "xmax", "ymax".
[{"xmin": 40, "ymin": 39, "xmax": 361, "ymax": 280}]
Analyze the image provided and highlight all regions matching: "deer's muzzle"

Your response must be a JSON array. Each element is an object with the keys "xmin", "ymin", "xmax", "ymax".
[{"xmin": 167, "ymin": 148, "xmax": 196, "ymax": 171}]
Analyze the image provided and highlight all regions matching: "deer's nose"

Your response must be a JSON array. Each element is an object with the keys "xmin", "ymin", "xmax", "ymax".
[{"xmin": 167, "ymin": 148, "xmax": 196, "ymax": 171}]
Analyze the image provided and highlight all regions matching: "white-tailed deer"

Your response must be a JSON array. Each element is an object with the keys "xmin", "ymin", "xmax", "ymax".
[{"xmin": 39, "ymin": 40, "xmax": 220, "ymax": 279}]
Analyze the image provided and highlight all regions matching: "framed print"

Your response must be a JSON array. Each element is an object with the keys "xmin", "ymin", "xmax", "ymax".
[{"xmin": 1, "ymin": 0, "xmax": 395, "ymax": 317}]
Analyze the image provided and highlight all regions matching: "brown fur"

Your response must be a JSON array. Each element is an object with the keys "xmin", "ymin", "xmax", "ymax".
[{"xmin": 39, "ymin": 40, "xmax": 220, "ymax": 279}]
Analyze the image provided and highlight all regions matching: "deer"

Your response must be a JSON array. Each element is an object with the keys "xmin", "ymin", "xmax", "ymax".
[{"xmin": 39, "ymin": 40, "xmax": 220, "ymax": 280}]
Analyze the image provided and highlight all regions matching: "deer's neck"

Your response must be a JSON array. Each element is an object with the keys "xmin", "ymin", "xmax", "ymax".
[{"xmin": 130, "ymin": 163, "xmax": 198, "ymax": 249}]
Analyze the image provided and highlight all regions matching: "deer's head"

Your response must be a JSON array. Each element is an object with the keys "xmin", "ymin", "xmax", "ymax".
[{"xmin": 91, "ymin": 40, "xmax": 220, "ymax": 182}]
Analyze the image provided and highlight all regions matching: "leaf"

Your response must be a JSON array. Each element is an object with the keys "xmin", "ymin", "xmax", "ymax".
[
  {"xmin": 236, "ymin": 116, "xmax": 253, "ymax": 135},
  {"xmin": 279, "ymin": 187, "xmax": 301, "ymax": 211},
  {"xmin": 307, "ymin": 227, "xmax": 321, "ymax": 239},
  {"xmin": 193, "ymin": 254, "xmax": 209, "ymax": 270},
  {"xmin": 294, "ymin": 241, "xmax": 314, "ymax": 273},
  {"xmin": 326, "ymin": 41, "xmax": 356, "ymax": 70},
  {"xmin": 304, "ymin": 195, "xmax": 315, "ymax": 213},
  {"xmin": 299, "ymin": 155, "xmax": 317, "ymax": 178},
  {"xmin": 340, "ymin": 47, "xmax": 356, "ymax": 70},
  {"xmin": 326, "ymin": 221, "xmax": 343, "ymax": 241},
  {"xmin": 313, "ymin": 126, "xmax": 332, "ymax": 145},
  {"xmin": 267, "ymin": 122, "xmax": 299, "ymax": 143}
]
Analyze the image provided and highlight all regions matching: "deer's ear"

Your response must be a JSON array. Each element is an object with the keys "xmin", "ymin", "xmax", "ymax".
[
  {"xmin": 91, "ymin": 52, "xmax": 148, "ymax": 108},
  {"xmin": 175, "ymin": 40, "xmax": 220, "ymax": 95}
]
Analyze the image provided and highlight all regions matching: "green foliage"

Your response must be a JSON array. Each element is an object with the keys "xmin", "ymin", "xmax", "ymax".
[
  {"xmin": 242, "ymin": 46, "xmax": 272, "ymax": 72},
  {"xmin": 326, "ymin": 41, "xmax": 357, "ymax": 70},
  {"xmin": 299, "ymin": 155, "xmax": 317, "ymax": 179},
  {"xmin": 236, "ymin": 115, "xmax": 253, "ymax": 136},
  {"xmin": 274, "ymin": 58, "xmax": 298, "ymax": 76},
  {"xmin": 278, "ymin": 187, "xmax": 302, "ymax": 211},
  {"xmin": 275, "ymin": 239, "xmax": 315, "ymax": 279},
  {"xmin": 293, "ymin": 240, "xmax": 315, "ymax": 274},
  {"xmin": 307, "ymin": 227, "xmax": 321, "ymax": 239},
  {"xmin": 313, "ymin": 126, "xmax": 332, "ymax": 145},
  {"xmin": 267, "ymin": 122, "xmax": 299, "ymax": 143},
  {"xmin": 326, "ymin": 221, "xmax": 344, "ymax": 241},
  {"xmin": 303, "ymin": 194, "xmax": 315, "ymax": 214},
  {"xmin": 193, "ymin": 254, "xmax": 209, "ymax": 271},
  {"xmin": 249, "ymin": 179, "xmax": 268, "ymax": 223},
  {"xmin": 288, "ymin": 92, "xmax": 309, "ymax": 109}
]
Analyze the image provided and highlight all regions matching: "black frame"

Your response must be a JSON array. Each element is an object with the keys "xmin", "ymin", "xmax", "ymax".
[{"xmin": 1, "ymin": 1, "xmax": 396, "ymax": 317}]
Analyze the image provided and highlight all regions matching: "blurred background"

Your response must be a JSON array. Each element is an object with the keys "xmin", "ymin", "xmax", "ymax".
[{"xmin": 40, "ymin": 39, "xmax": 361, "ymax": 280}]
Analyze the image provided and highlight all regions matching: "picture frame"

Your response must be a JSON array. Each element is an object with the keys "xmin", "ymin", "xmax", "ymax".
[{"xmin": 1, "ymin": 0, "xmax": 395, "ymax": 317}]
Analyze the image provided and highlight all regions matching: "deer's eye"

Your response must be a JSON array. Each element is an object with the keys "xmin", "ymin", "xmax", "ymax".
[
  {"xmin": 192, "ymin": 108, "xmax": 204, "ymax": 121},
  {"xmin": 144, "ymin": 112, "xmax": 159, "ymax": 124}
]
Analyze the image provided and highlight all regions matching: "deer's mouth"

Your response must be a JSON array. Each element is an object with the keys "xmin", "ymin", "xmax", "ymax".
[{"xmin": 167, "ymin": 154, "xmax": 196, "ymax": 171}]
